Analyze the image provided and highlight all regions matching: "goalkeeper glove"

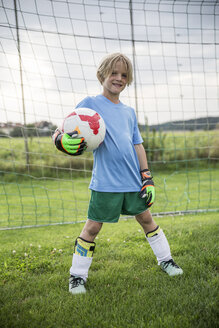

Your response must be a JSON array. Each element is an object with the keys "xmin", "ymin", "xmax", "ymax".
[
  {"xmin": 53, "ymin": 129, "xmax": 87, "ymax": 156},
  {"xmin": 139, "ymin": 169, "xmax": 155, "ymax": 208}
]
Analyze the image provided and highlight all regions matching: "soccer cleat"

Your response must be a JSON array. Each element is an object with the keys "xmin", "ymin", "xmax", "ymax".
[
  {"xmin": 160, "ymin": 259, "xmax": 183, "ymax": 276},
  {"xmin": 69, "ymin": 275, "xmax": 86, "ymax": 294}
]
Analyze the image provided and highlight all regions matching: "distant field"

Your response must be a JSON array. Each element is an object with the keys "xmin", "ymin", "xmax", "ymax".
[
  {"xmin": 0, "ymin": 130, "xmax": 218, "ymax": 178},
  {"xmin": 0, "ymin": 130, "xmax": 218, "ymax": 229},
  {"xmin": 0, "ymin": 169, "xmax": 218, "ymax": 229}
]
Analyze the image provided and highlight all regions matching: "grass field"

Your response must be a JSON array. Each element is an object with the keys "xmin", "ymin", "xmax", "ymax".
[
  {"xmin": 1, "ymin": 131, "xmax": 218, "ymax": 326},
  {"xmin": 1, "ymin": 130, "xmax": 218, "ymax": 178},
  {"xmin": 1, "ymin": 169, "xmax": 219, "ymax": 229},
  {"xmin": 0, "ymin": 131, "xmax": 218, "ymax": 228},
  {"xmin": 0, "ymin": 212, "xmax": 218, "ymax": 328}
]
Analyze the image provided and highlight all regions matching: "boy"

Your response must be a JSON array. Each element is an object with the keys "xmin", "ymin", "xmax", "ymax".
[{"xmin": 53, "ymin": 53, "xmax": 183, "ymax": 294}]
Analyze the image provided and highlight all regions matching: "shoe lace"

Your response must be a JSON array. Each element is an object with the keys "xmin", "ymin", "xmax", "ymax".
[
  {"xmin": 69, "ymin": 276, "xmax": 85, "ymax": 288},
  {"xmin": 162, "ymin": 259, "xmax": 179, "ymax": 269}
]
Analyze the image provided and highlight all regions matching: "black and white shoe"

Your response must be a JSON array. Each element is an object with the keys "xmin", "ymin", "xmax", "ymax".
[
  {"xmin": 160, "ymin": 259, "xmax": 183, "ymax": 276},
  {"xmin": 69, "ymin": 275, "xmax": 86, "ymax": 294}
]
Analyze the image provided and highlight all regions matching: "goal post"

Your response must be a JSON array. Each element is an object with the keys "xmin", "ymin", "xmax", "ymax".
[{"xmin": 0, "ymin": 0, "xmax": 218, "ymax": 229}]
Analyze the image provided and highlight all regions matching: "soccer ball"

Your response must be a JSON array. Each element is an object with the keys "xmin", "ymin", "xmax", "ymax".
[{"xmin": 62, "ymin": 107, "xmax": 106, "ymax": 152}]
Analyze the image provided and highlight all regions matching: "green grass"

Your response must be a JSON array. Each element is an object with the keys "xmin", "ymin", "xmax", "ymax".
[
  {"xmin": 1, "ymin": 168, "xmax": 219, "ymax": 229},
  {"xmin": 1, "ymin": 130, "xmax": 218, "ymax": 179},
  {"xmin": 0, "ymin": 213, "xmax": 219, "ymax": 328},
  {"xmin": 0, "ymin": 131, "xmax": 218, "ymax": 228}
]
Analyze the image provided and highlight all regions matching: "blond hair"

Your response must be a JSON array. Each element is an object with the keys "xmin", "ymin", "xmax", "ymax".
[{"xmin": 97, "ymin": 53, "xmax": 133, "ymax": 86}]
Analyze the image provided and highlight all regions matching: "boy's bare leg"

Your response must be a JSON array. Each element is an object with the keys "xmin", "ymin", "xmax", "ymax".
[
  {"xmin": 79, "ymin": 219, "xmax": 103, "ymax": 242},
  {"xmin": 135, "ymin": 209, "xmax": 157, "ymax": 234}
]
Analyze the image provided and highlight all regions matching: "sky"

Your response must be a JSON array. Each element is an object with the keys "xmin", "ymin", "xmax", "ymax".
[{"xmin": 0, "ymin": 0, "xmax": 218, "ymax": 126}]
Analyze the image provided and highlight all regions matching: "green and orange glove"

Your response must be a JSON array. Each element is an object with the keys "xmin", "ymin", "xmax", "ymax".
[
  {"xmin": 53, "ymin": 129, "xmax": 87, "ymax": 156},
  {"xmin": 139, "ymin": 169, "xmax": 155, "ymax": 208}
]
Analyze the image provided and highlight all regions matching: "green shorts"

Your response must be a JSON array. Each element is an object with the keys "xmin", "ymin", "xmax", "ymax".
[{"xmin": 88, "ymin": 190, "xmax": 148, "ymax": 223}]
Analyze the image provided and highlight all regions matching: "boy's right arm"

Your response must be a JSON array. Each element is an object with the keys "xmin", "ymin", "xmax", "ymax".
[{"xmin": 52, "ymin": 128, "xmax": 87, "ymax": 156}]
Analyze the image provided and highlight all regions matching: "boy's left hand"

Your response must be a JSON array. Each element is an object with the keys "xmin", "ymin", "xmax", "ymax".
[{"xmin": 139, "ymin": 169, "xmax": 155, "ymax": 207}]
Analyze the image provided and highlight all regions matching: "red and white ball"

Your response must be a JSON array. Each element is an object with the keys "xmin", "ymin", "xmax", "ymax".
[{"xmin": 62, "ymin": 108, "xmax": 106, "ymax": 152}]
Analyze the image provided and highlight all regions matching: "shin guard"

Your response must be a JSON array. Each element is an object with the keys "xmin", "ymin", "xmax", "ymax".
[
  {"xmin": 146, "ymin": 226, "xmax": 172, "ymax": 265},
  {"xmin": 70, "ymin": 237, "xmax": 96, "ymax": 281},
  {"xmin": 74, "ymin": 237, "xmax": 96, "ymax": 257}
]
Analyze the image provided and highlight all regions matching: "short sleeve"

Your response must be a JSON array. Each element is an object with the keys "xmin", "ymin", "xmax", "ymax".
[{"xmin": 76, "ymin": 96, "xmax": 93, "ymax": 109}]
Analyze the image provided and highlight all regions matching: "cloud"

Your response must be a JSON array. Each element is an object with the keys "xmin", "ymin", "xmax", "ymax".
[{"xmin": 0, "ymin": 0, "xmax": 218, "ymax": 125}]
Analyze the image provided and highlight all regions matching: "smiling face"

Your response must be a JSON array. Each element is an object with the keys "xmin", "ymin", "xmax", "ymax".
[{"xmin": 102, "ymin": 60, "xmax": 128, "ymax": 103}]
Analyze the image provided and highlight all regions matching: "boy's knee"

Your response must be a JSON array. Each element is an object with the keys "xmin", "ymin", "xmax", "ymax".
[
  {"xmin": 136, "ymin": 209, "xmax": 153, "ymax": 224},
  {"xmin": 82, "ymin": 220, "xmax": 102, "ymax": 239}
]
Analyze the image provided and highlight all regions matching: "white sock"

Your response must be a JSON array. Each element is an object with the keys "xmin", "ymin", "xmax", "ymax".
[
  {"xmin": 146, "ymin": 229, "xmax": 172, "ymax": 265},
  {"xmin": 70, "ymin": 253, "xmax": 93, "ymax": 282}
]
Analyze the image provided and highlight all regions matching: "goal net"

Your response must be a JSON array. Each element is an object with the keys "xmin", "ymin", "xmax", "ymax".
[{"xmin": 0, "ymin": 0, "xmax": 218, "ymax": 229}]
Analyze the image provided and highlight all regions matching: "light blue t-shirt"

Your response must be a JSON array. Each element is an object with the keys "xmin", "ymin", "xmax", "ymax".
[{"xmin": 76, "ymin": 95, "xmax": 143, "ymax": 192}]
